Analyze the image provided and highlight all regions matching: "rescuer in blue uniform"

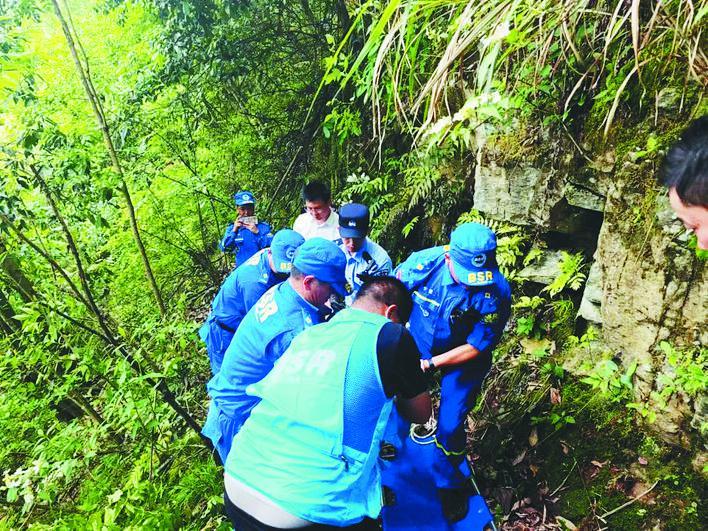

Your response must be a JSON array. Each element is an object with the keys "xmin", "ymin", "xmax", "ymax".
[
  {"xmin": 222, "ymin": 277, "xmax": 431, "ymax": 530},
  {"xmin": 203, "ymin": 237, "xmax": 348, "ymax": 463},
  {"xmin": 199, "ymin": 229, "xmax": 305, "ymax": 375},
  {"xmin": 219, "ymin": 190, "xmax": 273, "ymax": 267},
  {"xmin": 394, "ymin": 222, "xmax": 512, "ymax": 522},
  {"xmin": 338, "ymin": 203, "xmax": 393, "ymax": 305}
]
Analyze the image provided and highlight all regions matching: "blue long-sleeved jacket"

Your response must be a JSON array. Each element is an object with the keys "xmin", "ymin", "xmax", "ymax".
[{"xmin": 219, "ymin": 221, "xmax": 273, "ymax": 267}]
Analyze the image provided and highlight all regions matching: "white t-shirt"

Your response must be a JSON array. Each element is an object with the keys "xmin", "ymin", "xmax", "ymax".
[{"xmin": 292, "ymin": 209, "xmax": 340, "ymax": 241}]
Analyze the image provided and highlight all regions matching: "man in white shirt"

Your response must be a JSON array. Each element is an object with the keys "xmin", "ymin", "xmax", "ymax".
[
  {"xmin": 338, "ymin": 203, "xmax": 393, "ymax": 305},
  {"xmin": 293, "ymin": 180, "xmax": 340, "ymax": 241}
]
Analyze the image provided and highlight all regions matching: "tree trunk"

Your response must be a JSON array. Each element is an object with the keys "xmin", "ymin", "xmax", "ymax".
[
  {"xmin": 0, "ymin": 289, "xmax": 19, "ymax": 332},
  {"xmin": 0, "ymin": 239, "xmax": 36, "ymax": 302},
  {"xmin": 51, "ymin": 0, "xmax": 166, "ymax": 317},
  {"xmin": 30, "ymin": 169, "xmax": 201, "ymax": 435}
]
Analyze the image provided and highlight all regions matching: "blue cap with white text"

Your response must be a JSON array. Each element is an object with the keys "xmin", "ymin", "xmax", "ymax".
[
  {"xmin": 338, "ymin": 203, "xmax": 370, "ymax": 238},
  {"xmin": 234, "ymin": 190, "xmax": 255, "ymax": 206},
  {"xmin": 293, "ymin": 237, "xmax": 348, "ymax": 296},
  {"xmin": 449, "ymin": 222, "xmax": 498, "ymax": 286},
  {"xmin": 270, "ymin": 229, "xmax": 305, "ymax": 274}
]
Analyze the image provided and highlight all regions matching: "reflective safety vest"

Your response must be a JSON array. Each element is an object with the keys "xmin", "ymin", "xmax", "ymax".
[{"xmin": 225, "ymin": 308, "xmax": 393, "ymax": 526}]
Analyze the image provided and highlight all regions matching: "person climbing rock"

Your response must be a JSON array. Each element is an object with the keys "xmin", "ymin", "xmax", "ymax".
[
  {"xmin": 220, "ymin": 190, "xmax": 273, "ymax": 267},
  {"xmin": 394, "ymin": 222, "xmax": 512, "ymax": 522}
]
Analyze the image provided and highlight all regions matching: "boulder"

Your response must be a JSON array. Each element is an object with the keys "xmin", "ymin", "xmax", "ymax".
[
  {"xmin": 518, "ymin": 249, "xmax": 564, "ymax": 285},
  {"xmin": 473, "ymin": 162, "xmax": 561, "ymax": 225}
]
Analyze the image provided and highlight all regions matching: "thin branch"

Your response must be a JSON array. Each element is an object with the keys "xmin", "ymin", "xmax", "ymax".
[
  {"xmin": 0, "ymin": 214, "xmax": 90, "ymax": 308},
  {"xmin": 598, "ymin": 481, "xmax": 659, "ymax": 521}
]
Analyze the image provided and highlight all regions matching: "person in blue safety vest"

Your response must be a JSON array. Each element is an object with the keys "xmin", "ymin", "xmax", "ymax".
[
  {"xmin": 199, "ymin": 229, "xmax": 305, "ymax": 375},
  {"xmin": 219, "ymin": 190, "xmax": 273, "ymax": 267},
  {"xmin": 202, "ymin": 237, "xmax": 348, "ymax": 464},
  {"xmin": 394, "ymin": 222, "xmax": 512, "ymax": 523},
  {"xmin": 338, "ymin": 203, "xmax": 393, "ymax": 305},
  {"xmin": 223, "ymin": 276, "xmax": 432, "ymax": 530}
]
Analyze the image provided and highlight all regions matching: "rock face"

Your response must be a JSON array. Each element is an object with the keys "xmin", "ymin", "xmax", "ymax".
[
  {"xmin": 473, "ymin": 162, "xmax": 561, "ymax": 225},
  {"xmin": 473, "ymin": 135, "xmax": 706, "ymax": 448},
  {"xmin": 518, "ymin": 249, "xmax": 564, "ymax": 285},
  {"xmin": 473, "ymin": 158, "xmax": 605, "ymax": 247},
  {"xmin": 596, "ymin": 184, "xmax": 707, "ymax": 444},
  {"xmin": 578, "ymin": 261, "xmax": 602, "ymax": 324}
]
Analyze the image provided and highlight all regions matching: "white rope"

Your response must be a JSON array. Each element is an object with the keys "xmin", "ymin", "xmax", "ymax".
[{"xmin": 409, "ymin": 415, "xmax": 438, "ymax": 444}]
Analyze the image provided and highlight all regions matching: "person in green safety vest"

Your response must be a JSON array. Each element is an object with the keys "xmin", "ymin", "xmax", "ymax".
[
  {"xmin": 223, "ymin": 276, "xmax": 432, "ymax": 530},
  {"xmin": 203, "ymin": 237, "xmax": 348, "ymax": 464}
]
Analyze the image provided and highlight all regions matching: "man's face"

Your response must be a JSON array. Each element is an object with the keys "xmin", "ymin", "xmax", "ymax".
[
  {"xmin": 669, "ymin": 188, "xmax": 708, "ymax": 250},
  {"xmin": 305, "ymin": 200, "xmax": 331, "ymax": 223},
  {"xmin": 307, "ymin": 277, "xmax": 335, "ymax": 308},
  {"xmin": 341, "ymin": 236, "xmax": 365, "ymax": 253},
  {"xmin": 237, "ymin": 204, "xmax": 255, "ymax": 218}
]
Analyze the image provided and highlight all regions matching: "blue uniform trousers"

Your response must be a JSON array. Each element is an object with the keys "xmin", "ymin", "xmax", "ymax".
[{"xmin": 433, "ymin": 366, "xmax": 487, "ymax": 489}]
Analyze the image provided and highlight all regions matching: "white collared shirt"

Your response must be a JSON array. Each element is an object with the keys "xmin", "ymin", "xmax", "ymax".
[{"xmin": 293, "ymin": 209, "xmax": 340, "ymax": 241}]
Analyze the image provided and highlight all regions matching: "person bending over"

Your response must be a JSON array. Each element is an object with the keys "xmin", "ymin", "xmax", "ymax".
[
  {"xmin": 199, "ymin": 229, "xmax": 304, "ymax": 375},
  {"xmin": 202, "ymin": 238, "xmax": 347, "ymax": 463},
  {"xmin": 394, "ymin": 222, "xmax": 512, "ymax": 522},
  {"xmin": 223, "ymin": 277, "xmax": 431, "ymax": 530}
]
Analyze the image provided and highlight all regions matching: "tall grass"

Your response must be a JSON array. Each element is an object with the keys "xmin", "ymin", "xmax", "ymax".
[{"xmin": 322, "ymin": 0, "xmax": 706, "ymax": 143}]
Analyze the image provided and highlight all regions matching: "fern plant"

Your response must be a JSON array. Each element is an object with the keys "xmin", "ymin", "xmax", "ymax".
[{"xmin": 543, "ymin": 251, "xmax": 586, "ymax": 298}]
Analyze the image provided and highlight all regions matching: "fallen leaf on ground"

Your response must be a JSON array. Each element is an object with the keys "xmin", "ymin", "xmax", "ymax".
[
  {"xmin": 529, "ymin": 427, "xmax": 538, "ymax": 447},
  {"xmin": 512, "ymin": 450, "xmax": 526, "ymax": 466},
  {"xmin": 550, "ymin": 387, "xmax": 561, "ymax": 404},
  {"xmin": 510, "ymin": 497, "xmax": 531, "ymax": 511},
  {"xmin": 555, "ymin": 515, "xmax": 578, "ymax": 530}
]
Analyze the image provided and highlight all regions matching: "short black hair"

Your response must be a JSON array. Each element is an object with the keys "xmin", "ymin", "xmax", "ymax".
[
  {"xmin": 355, "ymin": 276, "xmax": 413, "ymax": 323},
  {"xmin": 302, "ymin": 180, "xmax": 331, "ymax": 203},
  {"xmin": 289, "ymin": 265, "xmax": 304, "ymax": 280},
  {"xmin": 661, "ymin": 116, "xmax": 708, "ymax": 207}
]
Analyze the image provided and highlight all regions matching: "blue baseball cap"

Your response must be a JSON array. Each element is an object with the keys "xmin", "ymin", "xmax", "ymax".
[
  {"xmin": 270, "ymin": 229, "xmax": 305, "ymax": 274},
  {"xmin": 449, "ymin": 222, "xmax": 498, "ymax": 286},
  {"xmin": 234, "ymin": 190, "xmax": 255, "ymax": 206},
  {"xmin": 293, "ymin": 237, "xmax": 348, "ymax": 297},
  {"xmin": 339, "ymin": 203, "xmax": 370, "ymax": 238}
]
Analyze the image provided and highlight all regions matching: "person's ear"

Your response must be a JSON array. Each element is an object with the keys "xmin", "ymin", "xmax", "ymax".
[
  {"xmin": 384, "ymin": 304, "xmax": 399, "ymax": 323},
  {"xmin": 302, "ymin": 275, "xmax": 315, "ymax": 291}
]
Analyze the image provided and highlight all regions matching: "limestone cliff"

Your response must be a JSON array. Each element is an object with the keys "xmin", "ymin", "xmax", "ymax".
[{"xmin": 470, "ymin": 123, "xmax": 706, "ymax": 455}]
